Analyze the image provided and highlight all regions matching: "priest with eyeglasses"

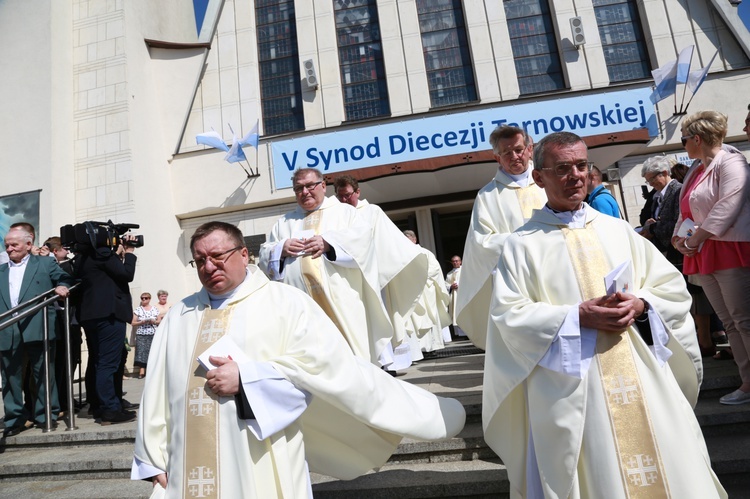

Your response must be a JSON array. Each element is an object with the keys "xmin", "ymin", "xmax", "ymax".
[{"xmin": 482, "ymin": 131, "xmax": 725, "ymax": 498}]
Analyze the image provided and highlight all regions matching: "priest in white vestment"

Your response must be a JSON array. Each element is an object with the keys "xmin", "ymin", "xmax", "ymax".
[
  {"xmin": 457, "ymin": 125, "xmax": 546, "ymax": 349},
  {"xmin": 132, "ymin": 222, "xmax": 465, "ymax": 498},
  {"xmin": 484, "ymin": 132, "xmax": 725, "ymax": 498},
  {"xmin": 333, "ymin": 175, "xmax": 428, "ymax": 370},
  {"xmin": 403, "ymin": 230, "xmax": 452, "ymax": 354},
  {"xmin": 445, "ymin": 255, "xmax": 466, "ymax": 337},
  {"xmin": 259, "ymin": 168, "xmax": 423, "ymax": 365}
]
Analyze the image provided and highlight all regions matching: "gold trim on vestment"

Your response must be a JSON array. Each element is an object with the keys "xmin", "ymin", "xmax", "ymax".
[
  {"xmin": 515, "ymin": 184, "xmax": 545, "ymax": 219},
  {"xmin": 299, "ymin": 209, "xmax": 345, "ymax": 334},
  {"xmin": 562, "ymin": 227, "xmax": 669, "ymax": 498},
  {"xmin": 183, "ymin": 308, "xmax": 234, "ymax": 499}
]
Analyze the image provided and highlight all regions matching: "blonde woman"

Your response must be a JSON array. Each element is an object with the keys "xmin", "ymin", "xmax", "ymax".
[{"xmin": 672, "ymin": 110, "xmax": 750, "ymax": 405}]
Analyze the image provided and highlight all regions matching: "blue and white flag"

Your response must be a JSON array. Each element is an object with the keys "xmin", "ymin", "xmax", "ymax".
[
  {"xmin": 649, "ymin": 59, "xmax": 678, "ymax": 104},
  {"xmin": 239, "ymin": 120, "xmax": 260, "ymax": 149},
  {"xmin": 676, "ymin": 45, "xmax": 694, "ymax": 83},
  {"xmin": 686, "ymin": 49, "xmax": 719, "ymax": 95},
  {"xmin": 196, "ymin": 131, "xmax": 229, "ymax": 152},
  {"xmin": 224, "ymin": 134, "xmax": 248, "ymax": 163}
]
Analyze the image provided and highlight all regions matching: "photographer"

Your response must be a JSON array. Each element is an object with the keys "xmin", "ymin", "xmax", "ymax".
[{"xmin": 74, "ymin": 235, "xmax": 138, "ymax": 425}]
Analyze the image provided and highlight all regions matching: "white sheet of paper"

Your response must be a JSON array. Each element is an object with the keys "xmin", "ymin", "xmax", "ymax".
[
  {"xmin": 604, "ymin": 260, "xmax": 633, "ymax": 295},
  {"xmin": 676, "ymin": 218, "xmax": 696, "ymax": 238},
  {"xmin": 197, "ymin": 335, "xmax": 250, "ymax": 371}
]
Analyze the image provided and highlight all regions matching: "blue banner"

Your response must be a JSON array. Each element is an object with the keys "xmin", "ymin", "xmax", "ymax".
[{"xmin": 271, "ymin": 87, "xmax": 657, "ymax": 189}]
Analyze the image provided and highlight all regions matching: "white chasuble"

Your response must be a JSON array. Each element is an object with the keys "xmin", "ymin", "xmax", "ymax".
[
  {"xmin": 356, "ymin": 200, "xmax": 428, "ymax": 347},
  {"xmin": 133, "ymin": 267, "xmax": 466, "ymax": 499},
  {"xmin": 457, "ymin": 169, "xmax": 546, "ymax": 348},
  {"xmin": 483, "ymin": 206, "xmax": 725, "ymax": 499},
  {"xmin": 258, "ymin": 197, "xmax": 395, "ymax": 363}
]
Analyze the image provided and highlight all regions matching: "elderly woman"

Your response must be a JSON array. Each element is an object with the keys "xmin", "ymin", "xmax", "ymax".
[
  {"xmin": 672, "ymin": 110, "xmax": 750, "ymax": 405},
  {"xmin": 641, "ymin": 156, "xmax": 682, "ymax": 262}
]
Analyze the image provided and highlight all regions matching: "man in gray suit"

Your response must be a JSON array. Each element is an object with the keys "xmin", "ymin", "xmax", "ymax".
[{"xmin": 1, "ymin": 226, "xmax": 73, "ymax": 436}]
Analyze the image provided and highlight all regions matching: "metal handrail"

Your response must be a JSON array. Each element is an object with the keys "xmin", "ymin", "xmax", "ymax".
[{"xmin": 0, "ymin": 283, "xmax": 80, "ymax": 433}]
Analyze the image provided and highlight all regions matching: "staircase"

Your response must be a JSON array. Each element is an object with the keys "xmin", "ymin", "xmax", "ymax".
[{"xmin": 1, "ymin": 342, "xmax": 748, "ymax": 499}]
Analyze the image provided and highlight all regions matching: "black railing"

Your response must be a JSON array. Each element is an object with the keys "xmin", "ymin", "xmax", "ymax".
[{"xmin": 0, "ymin": 283, "xmax": 80, "ymax": 433}]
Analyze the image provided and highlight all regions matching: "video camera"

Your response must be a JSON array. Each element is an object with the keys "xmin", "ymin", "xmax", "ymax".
[{"xmin": 60, "ymin": 220, "xmax": 144, "ymax": 255}]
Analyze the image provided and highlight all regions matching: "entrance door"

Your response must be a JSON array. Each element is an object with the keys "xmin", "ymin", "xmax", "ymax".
[{"xmin": 432, "ymin": 210, "xmax": 472, "ymax": 277}]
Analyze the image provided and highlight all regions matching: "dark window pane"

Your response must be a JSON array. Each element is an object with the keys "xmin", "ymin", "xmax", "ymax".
[
  {"xmin": 256, "ymin": 0, "xmax": 304, "ymax": 135},
  {"xmin": 335, "ymin": 0, "xmax": 390, "ymax": 120},
  {"xmin": 504, "ymin": 0, "xmax": 564, "ymax": 95},
  {"xmin": 417, "ymin": 0, "xmax": 476, "ymax": 108},
  {"xmin": 416, "ymin": 0, "xmax": 456, "ymax": 15},
  {"xmin": 430, "ymin": 86, "xmax": 477, "ymax": 107},
  {"xmin": 592, "ymin": 0, "xmax": 650, "ymax": 82}
]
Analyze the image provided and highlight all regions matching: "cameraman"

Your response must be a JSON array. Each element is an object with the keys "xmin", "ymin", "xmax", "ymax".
[{"xmin": 75, "ymin": 235, "xmax": 138, "ymax": 425}]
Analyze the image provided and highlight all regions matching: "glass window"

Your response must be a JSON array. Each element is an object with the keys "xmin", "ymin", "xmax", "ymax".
[
  {"xmin": 593, "ymin": 0, "xmax": 650, "ymax": 82},
  {"xmin": 416, "ymin": 0, "xmax": 477, "ymax": 107},
  {"xmin": 255, "ymin": 0, "xmax": 304, "ymax": 135},
  {"xmin": 334, "ymin": 0, "xmax": 390, "ymax": 121},
  {"xmin": 503, "ymin": 0, "xmax": 565, "ymax": 95}
]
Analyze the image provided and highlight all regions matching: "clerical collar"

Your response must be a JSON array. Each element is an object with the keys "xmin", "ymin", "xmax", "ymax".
[
  {"xmin": 207, "ymin": 269, "xmax": 251, "ymax": 309},
  {"xmin": 8, "ymin": 253, "xmax": 31, "ymax": 267},
  {"xmin": 543, "ymin": 203, "xmax": 587, "ymax": 228},
  {"xmin": 505, "ymin": 166, "xmax": 531, "ymax": 187}
]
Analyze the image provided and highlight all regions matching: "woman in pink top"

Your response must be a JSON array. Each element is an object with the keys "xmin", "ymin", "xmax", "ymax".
[{"xmin": 672, "ymin": 110, "xmax": 750, "ymax": 405}]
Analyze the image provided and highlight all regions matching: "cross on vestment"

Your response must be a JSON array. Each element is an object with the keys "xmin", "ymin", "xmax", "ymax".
[
  {"xmin": 608, "ymin": 374, "xmax": 640, "ymax": 405},
  {"xmin": 189, "ymin": 387, "xmax": 215, "ymax": 417},
  {"xmin": 188, "ymin": 466, "xmax": 216, "ymax": 498},
  {"xmin": 201, "ymin": 319, "xmax": 225, "ymax": 343},
  {"xmin": 626, "ymin": 454, "xmax": 660, "ymax": 487}
]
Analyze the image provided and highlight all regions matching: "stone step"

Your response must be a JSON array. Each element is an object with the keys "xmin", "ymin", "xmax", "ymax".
[
  {"xmin": 0, "ymin": 478, "xmax": 152, "ymax": 499},
  {"xmin": 311, "ymin": 458, "xmax": 510, "ymax": 499},
  {"xmin": 0, "ymin": 442, "xmax": 134, "ymax": 481}
]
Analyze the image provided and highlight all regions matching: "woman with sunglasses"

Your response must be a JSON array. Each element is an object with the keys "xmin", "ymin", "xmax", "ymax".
[
  {"xmin": 132, "ymin": 293, "xmax": 160, "ymax": 379},
  {"xmin": 672, "ymin": 110, "xmax": 750, "ymax": 405}
]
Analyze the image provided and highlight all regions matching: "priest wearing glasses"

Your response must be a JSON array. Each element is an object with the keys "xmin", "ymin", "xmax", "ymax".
[{"xmin": 481, "ymin": 131, "xmax": 725, "ymax": 498}]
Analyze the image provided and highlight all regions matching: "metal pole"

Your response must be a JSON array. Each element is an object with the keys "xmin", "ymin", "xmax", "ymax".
[
  {"xmin": 64, "ymin": 297, "xmax": 78, "ymax": 430},
  {"xmin": 42, "ymin": 309, "xmax": 54, "ymax": 433}
]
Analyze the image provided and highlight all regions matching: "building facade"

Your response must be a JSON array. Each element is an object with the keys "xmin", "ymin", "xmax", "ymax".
[{"xmin": 1, "ymin": 0, "xmax": 749, "ymax": 301}]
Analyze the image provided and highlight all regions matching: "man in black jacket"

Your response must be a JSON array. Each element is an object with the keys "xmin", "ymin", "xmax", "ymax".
[{"xmin": 74, "ymin": 237, "xmax": 137, "ymax": 424}]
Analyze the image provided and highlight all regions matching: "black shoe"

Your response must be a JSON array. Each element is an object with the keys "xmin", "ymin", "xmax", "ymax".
[
  {"xmin": 121, "ymin": 399, "xmax": 139, "ymax": 410},
  {"xmin": 100, "ymin": 410, "xmax": 136, "ymax": 425},
  {"xmin": 2, "ymin": 426, "xmax": 24, "ymax": 437}
]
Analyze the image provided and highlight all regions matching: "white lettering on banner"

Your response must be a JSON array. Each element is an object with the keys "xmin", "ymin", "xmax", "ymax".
[{"xmin": 271, "ymin": 87, "xmax": 657, "ymax": 189}]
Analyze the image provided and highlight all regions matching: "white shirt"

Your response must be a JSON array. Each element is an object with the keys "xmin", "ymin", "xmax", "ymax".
[{"xmin": 8, "ymin": 253, "xmax": 30, "ymax": 308}]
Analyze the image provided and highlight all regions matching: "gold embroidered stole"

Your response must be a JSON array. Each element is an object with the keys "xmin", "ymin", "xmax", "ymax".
[
  {"xmin": 299, "ymin": 209, "xmax": 344, "ymax": 332},
  {"xmin": 562, "ymin": 227, "xmax": 669, "ymax": 498},
  {"xmin": 183, "ymin": 307, "xmax": 234, "ymax": 499},
  {"xmin": 515, "ymin": 184, "xmax": 545, "ymax": 219}
]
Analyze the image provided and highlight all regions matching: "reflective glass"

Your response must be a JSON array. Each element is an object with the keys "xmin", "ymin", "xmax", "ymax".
[{"xmin": 256, "ymin": 0, "xmax": 304, "ymax": 135}]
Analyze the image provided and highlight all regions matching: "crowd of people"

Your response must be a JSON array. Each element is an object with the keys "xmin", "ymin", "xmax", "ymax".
[
  {"xmin": 0, "ymin": 222, "xmax": 171, "ymax": 433},
  {"xmin": 2, "ymin": 107, "xmax": 747, "ymax": 498}
]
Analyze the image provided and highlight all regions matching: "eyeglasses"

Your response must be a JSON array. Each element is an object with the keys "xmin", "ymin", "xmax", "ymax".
[
  {"xmin": 498, "ymin": 145, "xmax": 530, "ymax": 159},
  {"xmin": 189, "ymin": 246, "xmax": 243, "ymax": 269},
  {"xmin": 644, "ymin": 172, "xmax": 664, "ymax": 185},
  {"xmin": 337, "ymin": 190, "xmax": 357, "ymax": 200},
  {"xmin": 541, "ymin": 161, "xmax": 592, "ymax": 177},
  {"xmin": 680, "ymin": 135, "xmax": 694, "ymax": 147},
  {"xmin": 292, "ymin": 181, "xmax": 323, "ymax": 194},
  {"xmin": 140, "ymin": 296, "xmax": 150, "ymax": 300}
]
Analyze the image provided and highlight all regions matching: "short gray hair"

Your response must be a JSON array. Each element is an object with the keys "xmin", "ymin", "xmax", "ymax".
[
  {"xmin": 641, "ymin": 156, "xmax": 672, "ymax": 177},
  {"xmin": 292, "ymin": 168, "xmax": 324, "ymax": 185},
  {"xmin": 489, "ymin": 125, "xmax": 530, "ymax": 155},
  {"xmin": 533, "ymin": 132, "xmax": 587, "ymax": 170}
]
